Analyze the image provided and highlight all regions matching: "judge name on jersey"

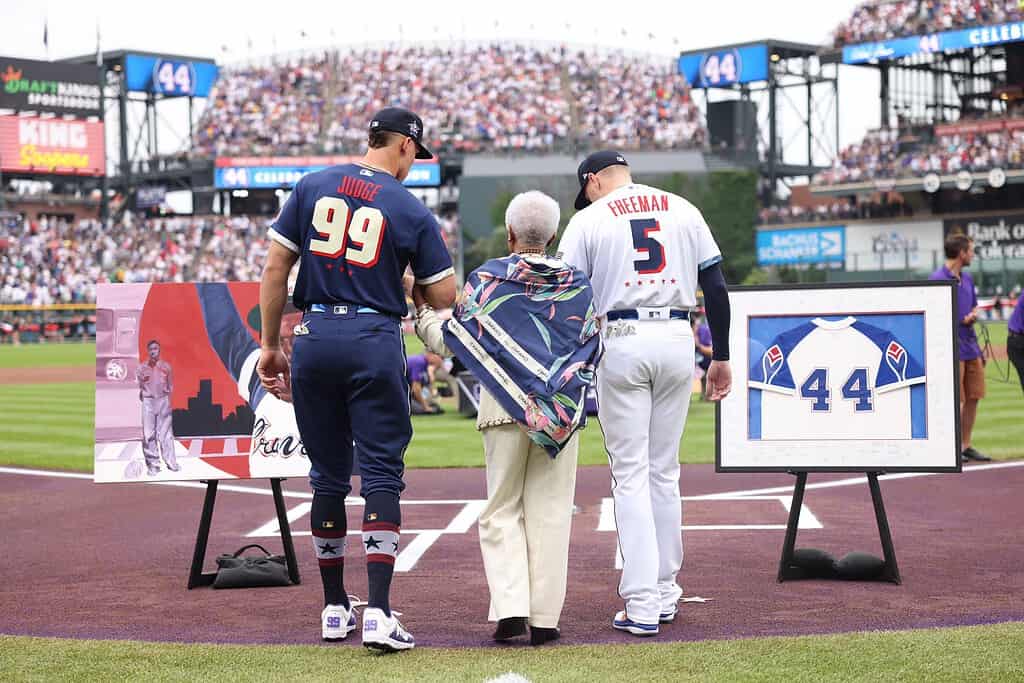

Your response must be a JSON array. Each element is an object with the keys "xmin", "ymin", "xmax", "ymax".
[{"xmin": 748, "ymin": 316, "xmax": 927, "ymax": 441}]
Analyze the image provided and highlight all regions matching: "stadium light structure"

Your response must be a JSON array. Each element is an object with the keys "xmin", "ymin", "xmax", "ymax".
[
  {"xmin": 678, "ymin": 39, "xmax": 840, "ymax": 205},
  {"xmin": 61, "ymin": 50, "xmax": 219, "ymax": 218}
]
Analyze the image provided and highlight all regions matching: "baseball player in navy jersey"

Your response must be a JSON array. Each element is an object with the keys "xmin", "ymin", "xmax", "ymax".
[
  {"xmin": 258, "ymin": 107, "xmax": 456, "ymax": 652},
  {"xmin": 558, "ymin": 151, "xmax": 732, "ymax": 636}
]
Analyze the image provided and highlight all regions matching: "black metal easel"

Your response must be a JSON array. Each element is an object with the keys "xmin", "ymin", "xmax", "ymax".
[
  {"xmin": 777, "ymin": 471, "xmax": 901, "ymax": 584},
  {"xmin": 187, "ymin": 478, "xmax": 301, "ymax": 589}
]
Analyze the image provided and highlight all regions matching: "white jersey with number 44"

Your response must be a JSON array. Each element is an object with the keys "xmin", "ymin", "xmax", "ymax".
[{"xmin": 557, "ymin": 183, "xmax": 722, "ymax": 316}]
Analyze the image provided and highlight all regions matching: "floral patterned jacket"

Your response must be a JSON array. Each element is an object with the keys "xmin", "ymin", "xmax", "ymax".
[{"xmin": 442, "ymin": 253, "xmax": 602, "ymax": 457}]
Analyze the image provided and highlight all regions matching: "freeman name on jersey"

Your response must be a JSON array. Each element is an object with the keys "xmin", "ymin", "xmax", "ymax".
[{"xmin": 607, "ymin": 193, "xmax": 670, "ymax": 217}]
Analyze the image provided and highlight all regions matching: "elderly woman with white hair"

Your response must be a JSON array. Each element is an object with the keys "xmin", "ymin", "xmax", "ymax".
[{"xmin": 411, "ymin": 190, "xmax": 601, "ymax": 646}]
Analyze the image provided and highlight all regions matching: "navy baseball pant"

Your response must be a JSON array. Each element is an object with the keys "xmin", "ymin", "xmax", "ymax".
[{"xmin": 290, "ymin": 306, "xmax": 411, "ymax": 497}]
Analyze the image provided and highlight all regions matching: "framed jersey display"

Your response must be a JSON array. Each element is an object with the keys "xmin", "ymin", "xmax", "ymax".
[{"xmin": 717, "ymin": 282, "xmax": 960, "ymax": 473}]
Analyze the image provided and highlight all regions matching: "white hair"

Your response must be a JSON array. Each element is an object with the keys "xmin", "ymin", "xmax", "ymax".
[{"xmin": 505, "ymin": 191, "xmax": 560, "ymax": 249}]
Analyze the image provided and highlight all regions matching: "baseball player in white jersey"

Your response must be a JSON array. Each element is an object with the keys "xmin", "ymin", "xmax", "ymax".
[
  {"xmin": 136, "ymin": 339, "xmax": 179, "ymax": 476},
  {"xmin": 558, "ymin": 150, "xmax": 733, "ymax": 635}
]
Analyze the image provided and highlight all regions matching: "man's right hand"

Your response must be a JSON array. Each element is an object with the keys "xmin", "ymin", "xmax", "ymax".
[
  {"xmin": 705, "ymin": 360, "xmax": 732, "ymax": 401},
  {"xmin": 257, "ymin": 347, "xmax": 291, "ymax": 399}
]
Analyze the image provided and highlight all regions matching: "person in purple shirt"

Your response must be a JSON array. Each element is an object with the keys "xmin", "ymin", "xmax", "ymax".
[
  {"xmin": 1008, "ymin": 292, "xmax": 1024, "ymax": 395},
  {"xmin": 929, "ymin": 233, "xmax": 991, "ymax": 462},
  {"xmin": 407, "ymin": 352, "xmax": 444, "ymax": 414}
]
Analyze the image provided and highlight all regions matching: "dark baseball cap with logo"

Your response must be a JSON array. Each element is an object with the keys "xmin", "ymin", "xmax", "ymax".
[
  {"xmin": 574, "ymin": 150, "xmax": 629, "ymax": 209},
  {"xmin": 369, "ymin": 107, "xmax": 433, "ymax": 159}
]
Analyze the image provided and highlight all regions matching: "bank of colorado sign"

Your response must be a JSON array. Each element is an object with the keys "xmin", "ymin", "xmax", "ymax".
[
  {"xmin": 944, "ymin": 213, "xmax": 1024, "ymax": 259},
  {"xmin": 0, "ymin": 115, "xmax": 105, "ymax": 176}
]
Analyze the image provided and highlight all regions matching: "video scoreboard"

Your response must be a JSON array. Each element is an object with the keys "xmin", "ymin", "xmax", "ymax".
[{"xmin": 678, "ymin": 43, "xmax": 770, "ymax": 88}]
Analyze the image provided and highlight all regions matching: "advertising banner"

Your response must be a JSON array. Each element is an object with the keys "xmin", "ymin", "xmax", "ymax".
[
  {"xmin": 215, "ymin": 155, "xmax": 441, "ymax": 189},
  {"xmin": 94, "ymin": 282, "xmax": 309, "ymax": 483},
  {"xmin": 756, "ymin": 226, "xmax": 845, "ymax": 266},
  {"xmin": 0, "ymin": 57, "xmax": 102, "ymax": 117},
  {"xmin": 843, "ymin": 21, "xmax": 1024, "ymax": 64},
  {"xmin": 944, "ymin": 212, "xmax": 1024, "ymax": 259},
  {"xmin": 843, "ymin": 220, "xmax": 943, "ymax": 272},
  {"xmin": 0, "ymin": 115, "xmax": 105, "ymax": 176}
]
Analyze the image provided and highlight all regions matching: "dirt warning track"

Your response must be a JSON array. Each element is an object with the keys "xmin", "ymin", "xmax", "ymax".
[{"xmin": 1, "ymin": 463, "xmax": 1022, "ymax": 647}]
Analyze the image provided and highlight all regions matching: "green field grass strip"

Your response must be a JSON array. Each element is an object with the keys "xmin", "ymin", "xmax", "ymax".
[
  {"xmin": 2, "ymin": 622, "xmax": 1022, "ymax": 682},
  {"xmin": 0, "ymin": 343, "xmax": 95, "ymax": 368}
]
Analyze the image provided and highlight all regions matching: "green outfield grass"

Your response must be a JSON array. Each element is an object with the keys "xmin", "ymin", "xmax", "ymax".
[
  {"xmin": 0, "ymin": 342, "xmax": 94, "ymax": 368},
  {"xmin": 0, "ymin": 327, "xmax": 1020, "ymax": 473},
  {"xmin": 3, "ymin": 622, "xmax": 1023, "ymax": 682}
]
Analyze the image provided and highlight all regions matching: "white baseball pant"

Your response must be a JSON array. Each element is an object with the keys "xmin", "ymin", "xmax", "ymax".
[{"xmin": 598, "ymin": 318, "xmax": 694, "ymax": 625}]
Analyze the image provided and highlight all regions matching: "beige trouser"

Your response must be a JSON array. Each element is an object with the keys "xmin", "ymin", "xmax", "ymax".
[{"xmin": 479, "ymin": 423, "xmax": 579, "ymax": 629}]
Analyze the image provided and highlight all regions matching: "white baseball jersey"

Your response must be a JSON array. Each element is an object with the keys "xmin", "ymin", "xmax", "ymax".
[
  {"xmin": 749, "ymin": 317, "xmax": 926, "ymax": 441},
  {"xmin": 557, "ymin": 183, "xmax": 722, "ymax": 316}
]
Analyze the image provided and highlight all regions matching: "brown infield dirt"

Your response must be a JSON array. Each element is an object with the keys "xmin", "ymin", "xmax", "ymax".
[
  {"xmin": 1, "ymin": 462, "xmax": 1022, "ymax": 647},
  {"xmin": 0, "ymin": 366, "xmax": 93, "ymax": 384}
]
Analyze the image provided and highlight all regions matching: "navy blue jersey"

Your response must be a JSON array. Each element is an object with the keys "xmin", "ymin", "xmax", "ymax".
[{"xmin": 269, "ymin": 163, "xmax": 453, "ymax": 316}]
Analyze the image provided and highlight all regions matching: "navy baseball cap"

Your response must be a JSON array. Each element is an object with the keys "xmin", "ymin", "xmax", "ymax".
[
  {"xmin": 574, "ymin": 150, "xmax": 629, "ymax": 209},
  {"xmin": 369, "ymin": 107, "xmax": 433, "ymax": 159}
]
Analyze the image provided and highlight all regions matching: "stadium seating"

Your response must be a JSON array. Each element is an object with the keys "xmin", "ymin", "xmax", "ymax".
[
  {"xmin": 0, "ymin": 212, "xmax": 461, "ymax": 306},
  {"xmin": 193, "ymin": 44, "xmax": 706, "ymax": 156},
  {"xmin": 813, "ymin": 116, "xmax": 1024, "ymax": 185},
  {"xmin": 831, "ymin": 0, "xmax": 1024, "ymax": 48}
]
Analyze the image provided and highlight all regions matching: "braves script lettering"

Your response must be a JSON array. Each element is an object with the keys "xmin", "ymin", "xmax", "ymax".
[{"xmin": 252, "ymin": 417, "xmax": 307, "ymax": 458}]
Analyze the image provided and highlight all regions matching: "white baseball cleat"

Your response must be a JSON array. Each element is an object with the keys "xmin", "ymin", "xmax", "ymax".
[
  {"xmin": 362, "ymin": 607, "xmax": 415, "ymax": 652},
  {"xmin": 612, "ymin": 610, "xmax": 660, "ymax": 636},
  {"xmin": 321, "ymin": 604, "xmax": 357, "ymax": 641}
]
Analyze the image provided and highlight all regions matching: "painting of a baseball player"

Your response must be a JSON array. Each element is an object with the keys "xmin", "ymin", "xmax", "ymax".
[{"xmin": 136, "ymin": 340, "xmax": 179, "ymax": 476}]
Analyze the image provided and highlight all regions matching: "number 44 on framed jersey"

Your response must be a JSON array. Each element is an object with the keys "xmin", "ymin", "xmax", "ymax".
[{"xmin": 717, "ymin": 282, "xmax": 961, "ymax": 473}]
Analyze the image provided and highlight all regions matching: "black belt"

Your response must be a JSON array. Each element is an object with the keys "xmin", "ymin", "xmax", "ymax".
[
  {"xmin": 606, "ymin": 308, "xmax": 689, "ymax": 321},
  {"xmin": 1010, "ymin": 329, "xmax": 1023, "ymax": 337}
]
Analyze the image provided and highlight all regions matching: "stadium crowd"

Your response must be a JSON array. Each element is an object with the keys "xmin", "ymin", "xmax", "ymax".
[
  {"xmin": 194, "ymin": 44, "xmax": 705, "ymax": 157},
  {"xmin": 758, "ymin": 196, "xmax": 913, "ymax": 225},
  {"xmin": 0, "ymin": 211, "xmax": 461, "ymax": 306},
  {"xmin": 831, "ymin": 0, "xmax": 1024, "ymax": 47},
  {"xmin": 193, "ymin": 56, "xmax": 329, "ymax": 157},
  {"xmin": 814, "ymin": 118, "xmax": 1024, "ymax": 185}
]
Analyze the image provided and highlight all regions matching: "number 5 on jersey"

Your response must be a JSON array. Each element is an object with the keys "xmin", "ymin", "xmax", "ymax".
[
  {"xmin": 630, "ymin": 218, "xmax": 666, "ymax": 274},
  {"xmin": 308, "ymin": 196, "xmax": 386, "ymax": 267}
]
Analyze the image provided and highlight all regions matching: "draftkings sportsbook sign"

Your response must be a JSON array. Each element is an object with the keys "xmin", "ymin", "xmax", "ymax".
[{"xmin": 0, "ymin": 57, "xmax": 102, "ymax": 117}]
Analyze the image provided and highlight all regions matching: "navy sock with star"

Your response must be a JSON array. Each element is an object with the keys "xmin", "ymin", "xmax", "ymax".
[
  {"xmin": 311, "ymin": 493, "xmax": 349, "ymax": 609},
  {"xmin": 362, "ymin": 491, "xmax": 401, "ymax": 617}
]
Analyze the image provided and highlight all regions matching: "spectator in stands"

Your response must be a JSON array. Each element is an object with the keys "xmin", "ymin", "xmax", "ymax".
[
  {"xmin": 1008, "ymin": 291, "xmax": 1024, "ymax": 395},
  {"xmin": 929, "ymin": 233, "xmax": 992, "ymax": 462}
]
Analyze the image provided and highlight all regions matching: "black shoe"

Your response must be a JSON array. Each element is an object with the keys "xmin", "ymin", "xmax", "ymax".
[
  {"xmin": 963, "ymin": 447, "xmax": 992, "ymax": 462},
  {"xmin": 530, "ymin": 626, "xmax": 560, "ymax": 646},
  {"xmin": 961, "ymin": 453, "xmax": 969, "ymax": 463},
  {"xmin": 493, "ymin": 617, "xmax": 528, "ymax": 642}
]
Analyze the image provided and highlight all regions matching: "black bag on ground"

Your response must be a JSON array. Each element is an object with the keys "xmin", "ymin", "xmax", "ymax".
[{"xmin": 213, "ymin": 544, "xmax": 291, "ymax": 588}]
